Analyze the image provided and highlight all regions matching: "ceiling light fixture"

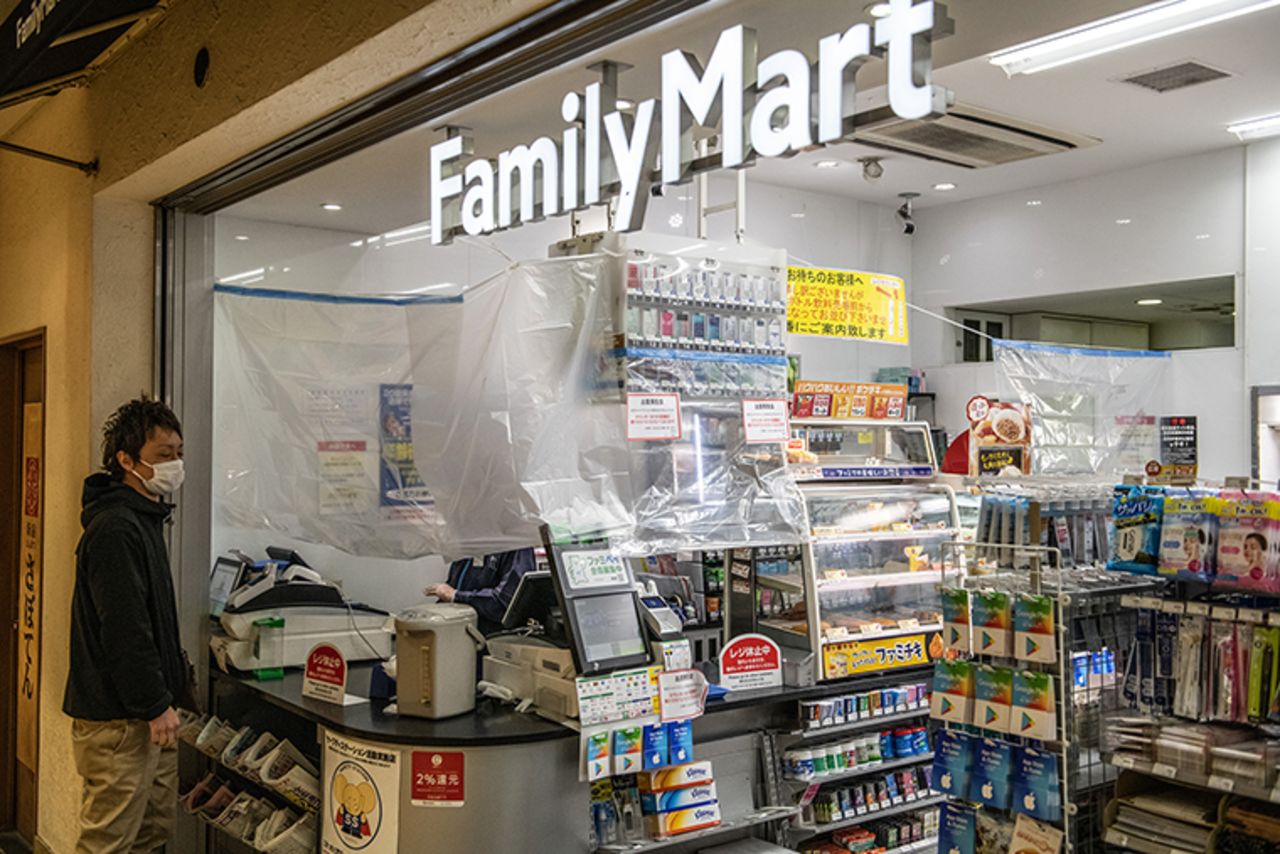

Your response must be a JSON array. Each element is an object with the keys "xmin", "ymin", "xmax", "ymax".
[
  {"xmin": 791, "ymin": 212, "xmax": 807, "ymax": 219},
  {"xmin": 933, "ymin": 182, "xmax": 957, "ymax": 191},
  {"xmin": 1227, "ymin": 112, "xmax": 1280, "ymax": 141},
  {"xmin": 815, "ymin": 159, "xmax": 843, "ymax": 169},
  {"xmin": 1116, "ymin": 218, "xmax": 1133, "ymax": 224},
  {"xmin": 234, "ymin": 234, "xmax": 249, "ymax": 241},
  {"xmin": 1136, "ymin": 298, "xmax": 1163, "ymax": 305},
  {"xmin": 989, "ymin": 0, "xmax": 1280, "ymax": 76},
  {"xmin": 1196, "ymin": 233, "xmax": 1211, "ymax": 239},
  {"xmin": 320, "ymin": 202, "xmax": 343, "ymax": 211},
  {"xmin": 616, "ymin": 99, "xmax": 635, "ymax": 110},
  {"xmin": 859, "ymin": 156, "xmax": 884, "ymax": 182},
  {"xmin": 866, "ymin": 2, "xmax": 893, "ymax": 17},
  {"xmin": 1026, "ymin": 200, "xmax": 1042, "ymax": 206}
]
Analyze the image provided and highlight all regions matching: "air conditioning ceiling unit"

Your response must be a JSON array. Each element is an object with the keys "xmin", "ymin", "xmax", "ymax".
[{"xmin": 853, "ymin": 102, "xmax": 1100, "ymax": 169}]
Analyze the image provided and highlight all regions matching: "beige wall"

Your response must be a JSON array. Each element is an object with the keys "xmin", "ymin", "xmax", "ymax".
[{"xmin": 0, "ymin": 0, "xmax": 551, "ymax": 850}]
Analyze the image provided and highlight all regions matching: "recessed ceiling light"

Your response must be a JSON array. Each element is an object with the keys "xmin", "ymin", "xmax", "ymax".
[
  {"xmin": 1195, "ymin": 233, "xmax": 1211, "ymax": 240},
  {"xmin": 1136, "ymin": 298, "xmax": 1163, "ymax": 306},
  {"xmin": 1116, "ymin": 218, "xmax": 1132, "ymax": 224},
  {"xmin": 349, "ymin": 239, "xmax": 363, "ymax": 247},
  {"xmin": 321, "ymin": 203, "xmax": 343, "ymax": 211},
  {"xmin": 676, "ymin": 195, "xmax": 692, "ymax": 202},
  {"xmin": 933, "ymin": 182, "xmax": 957, "ymax": 191},
  {"xmin": 282, "ymin": 267, "xmax": 291, "ymax": 272},
  {"xmin": 1026, "ymin": 200, "xmax": 1042, "ymax": 206},
  {"xmin": 1228, "ymin": 113, "xmax": 1280, "ymax": 141},
  {"xmin": 815, "ymin": 159, "xmax": 843, "ymax": 169},
  {"xmin": 866, "ymin": 2, "xmax": 892, "ymax": 17},
  {"xmin": 234, "ymin": 234, "xmax": 249, "ymax": 241},
  {"xmin": 616, "ymin": 99, "xmax": 635, "ymax": 110},
  {"xmin": 791, "ymin": 212, "xmax": 806, "ymax": 219}
]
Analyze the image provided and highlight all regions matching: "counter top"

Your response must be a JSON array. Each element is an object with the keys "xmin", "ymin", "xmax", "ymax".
[
  {"xmin": 213, "ymin": 660, "xmax": 931, "ymax": 747},
  {"xmin": 212, "ymin": 663, "xmax": 573, "ymax": 747}
]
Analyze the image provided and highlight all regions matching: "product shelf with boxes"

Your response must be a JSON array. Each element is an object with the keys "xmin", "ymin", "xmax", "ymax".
[
  {"xmin": 783, "ymin": 752, "xmax": 936, "ymax": 789},
  {"xmin": 792, "ymin": 793, "xmax": 945, "ymax": 840},
  {"xmin": 595, "ymin": 805, "xmax": 800, "ymax": 854}
]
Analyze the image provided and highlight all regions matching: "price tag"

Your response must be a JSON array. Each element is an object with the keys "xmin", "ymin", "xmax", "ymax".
[
  {"xmin": 1239, "ymin": 609, "xmax": 1265, "ymax": 624},
  {"xmin": 1161, "ymin": 601, "xmax": 1185, "ymax": 615},
  {"xmin": 826, "ymin": 626, "xmax": 850, "ymax": 640},
  {"xmin": 1212, "ymin": 606, "xmax": 1238, "ymax": 621},
  {"xmin": 856, "ymin": 805, "xmax": 868, "ymax": 816},
  {"xmin": 1152, "ymin": 763, "xmax": 1178, "ymax": 779},
  {"xmin": 891, "ymin": 796, "xmax": 904, "ymax": 806},
  {"xmin": 1113, "ymin": 755, "xmax": 1136, "ymax": 769},
  {"xmin": 1186, "ymin": 602, "xmax": 1211, "ymax": 617},
  {"xmin": 1269, "ymin": 612, "xmax": 1280, "ymax": 628},
  {"xmin": 1120, "ymin": 595, "xmax": 1140, "ymax": 609},
  {"xmin": 858, "ymin": 624, "xmax": 885, "ymax": 637},
  {"xmin": 899, "ymin": 618, "xmax": 921, "ymax": 631},
  {"xmin": 1208, "ymin": 775, "xmax": 1236, "ymax": 792},
  {"xmin": 868, "ymin": 801, "xmax": 880, "ymax": 812},
  {"xmin": 1139, "ymin": 597, "xmax": 1164, "ymax": 610},
  {"xmin": 824, "ymin": 570, "xmax": 849, "ymax": 582}
]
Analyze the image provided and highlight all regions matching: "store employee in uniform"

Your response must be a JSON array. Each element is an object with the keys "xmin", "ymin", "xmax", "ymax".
[{"xmin": 424, "ymin": 548, "xmax": 536, "ymax": 635}]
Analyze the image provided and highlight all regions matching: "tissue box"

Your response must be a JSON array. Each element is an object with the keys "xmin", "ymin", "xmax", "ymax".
[
  {"xmin": 640, "ymin": 782, "xmax": 718, "ymax": 814},
  {"xmin": 638, "ymin": 761, "xmax": 714, "ymax": 792},
  {"xmin": 644, "ymin": 802, "xmax": 721, "ymax": 838}
]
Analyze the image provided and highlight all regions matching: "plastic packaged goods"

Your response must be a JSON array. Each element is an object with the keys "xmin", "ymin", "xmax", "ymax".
[
  {"xmin": 1159, "ymin": 489, "xmax": 1219, "ymax": 582},
  {"xmin": 1215, "ymin": 492, "xmax": 1280, "ymax": 593},
  {"xmin": 1107, "ymin": 487, "xmax": 1164, "ymax": 575},
  {"xmin": 992, "ymin": 339, "xmax": 1170, "ymax": 477}
]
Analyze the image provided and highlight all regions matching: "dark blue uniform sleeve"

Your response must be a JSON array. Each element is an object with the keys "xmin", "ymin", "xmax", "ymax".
[{"xmin": 453, "ymin": 549, "xmax": 535, "ymax": 625}]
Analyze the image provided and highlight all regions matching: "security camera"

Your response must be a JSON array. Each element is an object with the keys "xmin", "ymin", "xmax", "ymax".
[
  {"xmin": 897, "ymin": 192, "xmax": 920, "ymax": 236},
  {"xmin": 859, "ymin": 157, "xmax": 884, "ymax": 182}
]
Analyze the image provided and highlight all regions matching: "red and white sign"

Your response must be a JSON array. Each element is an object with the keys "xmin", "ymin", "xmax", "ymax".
[
  {"xmin": 626, "ymin": 393, "xmax": 682, "ymax": 441},
  {"xmin": 742, "ymin": 399, "xmax": 790, "ymax": 444},
  {"xmin": 411, "ymin": 751, "xmax": 465, "ymax": 807},
  {"xmin": 658, "ymin": 668, "xmax": 709, "ymax": 722},
  {"xmin": 303, "ymin": 643, "xmax": 347, "ymax": 704},
  {"xmin": 718, "ymin": 633, "xmax": 782, "ymax": 691},
  {"xmin": 966, "ymin": 395, "xmax": 991, "ymax": 423}
]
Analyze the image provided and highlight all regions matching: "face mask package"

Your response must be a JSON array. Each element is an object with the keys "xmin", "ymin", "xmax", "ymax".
[
  {"xmin": 1159, "ymin": 490, "xmax": 1219, "ymax": 582},
  {"xmin": 1215, "ymin": 492, "xmax": 1280, "ymax": 593},
  {"xmin": 1107, "ymin": 487, "xmax": 1163, "ymax": 575}
]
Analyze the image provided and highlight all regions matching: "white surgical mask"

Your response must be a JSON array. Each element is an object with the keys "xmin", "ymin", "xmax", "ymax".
[{"xmin": 135, "ymin": 458, "xmax": 185, "ymax": 496}]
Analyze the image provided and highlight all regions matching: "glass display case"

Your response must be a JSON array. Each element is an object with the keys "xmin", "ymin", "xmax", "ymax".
[
  {"xmin": 787, "ymin": 419, "xmax": 938, "ymax": 481},
  {"xmin": 761, "ymin": 421, "xmax": 959, "ymax": 680}
]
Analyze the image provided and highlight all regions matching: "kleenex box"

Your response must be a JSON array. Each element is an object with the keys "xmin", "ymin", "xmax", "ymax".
[
  {"xmin": 640, "ymin": 782, "xmax": 718, "ymax": 814},
  {"xmin": 638, "ymin": 761, "xmax": 715, "ymax": 792},
  {"xmin": 644, "ymin": 802, "xmax": 721, "ymax": 838}
]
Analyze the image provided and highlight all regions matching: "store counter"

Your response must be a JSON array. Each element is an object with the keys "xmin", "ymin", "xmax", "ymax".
[{"xmin": 206, "ymin": 662, "xmax": 931, "ymax": 853}]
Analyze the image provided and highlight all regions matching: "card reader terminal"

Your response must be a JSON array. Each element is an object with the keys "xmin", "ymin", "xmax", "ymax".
[{"xmin": 639, "ymin": 595, "xmax": 684, "ymax": 640}]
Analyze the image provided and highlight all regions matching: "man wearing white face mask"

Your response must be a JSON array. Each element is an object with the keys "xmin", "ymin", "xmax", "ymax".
[{"xmin": 63, "ymin": 396, "xmax": 192, "ymax": 852}]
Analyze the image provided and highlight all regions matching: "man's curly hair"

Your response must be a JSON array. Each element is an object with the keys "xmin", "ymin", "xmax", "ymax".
[{"xmin": 100, "ymin": 396, "xmax": 183, "ymax": 480}]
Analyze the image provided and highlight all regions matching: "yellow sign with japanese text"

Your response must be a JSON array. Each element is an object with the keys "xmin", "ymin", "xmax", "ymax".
[
  {"xmin": 786, "ymin": 266, "xmax": 908, "ymax": 345},
  {"xmin": 822, "ymin": 632, "xmax": 941, "ymax": 679}
]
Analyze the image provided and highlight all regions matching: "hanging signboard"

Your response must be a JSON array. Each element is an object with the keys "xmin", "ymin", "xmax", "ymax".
[
  {"xmin": 1155, "ymin": 415, "xmax": 1198, "ymax": 484},
  {"xmin": 17, "ymin": 402, "xmax": 41, "ymax": 771},
  {"xmin": 792, "ymin": 381, "xmax": 907, "ymax": 420},
  {"xmin": 323, "ymin": 731, "xmax": 401, "ymax": 853},
  {"xmin": 822, "ymin": 632, "xmax": 941, "ymax": 679},
  {"xmin": 785, "ymin": 267, "xmax": 909, "ymax": 345},
  {"xmin": 968, "ymin": 396, "xmax": 1032, "ymax": 476}
]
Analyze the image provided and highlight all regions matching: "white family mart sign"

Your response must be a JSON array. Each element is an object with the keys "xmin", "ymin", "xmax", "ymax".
[{"xmin": 430, "ymin": 0, "xmax": 942, "ymax": 245}]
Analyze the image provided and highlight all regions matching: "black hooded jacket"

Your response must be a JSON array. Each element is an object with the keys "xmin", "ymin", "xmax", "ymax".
[{"xmin": 62, "ymin": 473, "xmax": 187, "ymax": 722}]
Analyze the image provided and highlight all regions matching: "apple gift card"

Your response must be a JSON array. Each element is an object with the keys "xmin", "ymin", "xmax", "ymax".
[
  {"xmin": 1012, "ymin": 746, "xmax": 1062, "ymax": 823},
  {"xmin": 967, "ymin": 738, "xmax": 1013, "ymax": 810},
  {"xmin": 932, "ymin": 730, "xmax": 972, "ymax": 797}
]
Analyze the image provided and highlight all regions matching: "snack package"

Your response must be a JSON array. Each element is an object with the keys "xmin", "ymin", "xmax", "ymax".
[
  {"xmin": 1108, "ymin": 487, "xmax": 1164, "ymax": 575},
  {"xmin": 1159, "ymin": 490, "xmax": 1219, "ymax": 581},
  {"xmin": 1216, "ymin": 492, "xmax": 1280, "ymax": 593}
]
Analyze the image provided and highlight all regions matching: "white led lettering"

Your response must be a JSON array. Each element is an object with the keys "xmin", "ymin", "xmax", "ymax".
[{"xmin": 750, "ymin": 49, "xmax": 813, "ymax": 159}]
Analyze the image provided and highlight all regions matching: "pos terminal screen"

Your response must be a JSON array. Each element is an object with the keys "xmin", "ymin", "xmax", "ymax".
[{"xmin": 571, "ymin": 593, "xmax": 648, "ymax": 669}]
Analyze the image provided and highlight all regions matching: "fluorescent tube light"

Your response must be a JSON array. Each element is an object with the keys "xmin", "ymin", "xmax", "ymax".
[
  {"xmin": 1228, "ymin": 113, "xmax": 1280, "ymax": 140},
  {"xmin": 989, "ymin": 0, "xmax": 1280, "ymax": 76}
]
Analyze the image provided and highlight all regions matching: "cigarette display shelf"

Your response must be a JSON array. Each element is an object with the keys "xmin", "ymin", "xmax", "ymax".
[
  {"xmin": 594, "ymin": 805, "xmax": 800, "ymax": 853},
  {"xmin": 789, "ymin": 792, "xmax": 944, "ymax": 841},
  {"xmin": 783, "ymin": 752, "xmax": 935, "ymax": 788},
  {"xmin": 788, "ymin": 706, "xmax": 931, "ymax": 739}
]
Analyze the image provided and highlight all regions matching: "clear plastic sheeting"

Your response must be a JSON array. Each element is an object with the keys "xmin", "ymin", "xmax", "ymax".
[
  {"xmin": 993, "ymin": 339, "xmax": 1171, "ymax": 477},
  {"xmin": 404, "ymin": 254, "xmax": 633, "ymax": 557},
  {"xmin": 214, "ymin": 286, "xmax": 448, "ymax": 558}
]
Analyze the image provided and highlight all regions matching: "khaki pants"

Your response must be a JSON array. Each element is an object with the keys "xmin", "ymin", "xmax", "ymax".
[{"xmin": 71, "ymin": 719, "xmax": 177, "ymax": 853}]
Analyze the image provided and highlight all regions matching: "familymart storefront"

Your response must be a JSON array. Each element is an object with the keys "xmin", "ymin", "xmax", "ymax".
[{"xmin": 152, "ymin": 0, "xmax": 1280, "ymax": 851}]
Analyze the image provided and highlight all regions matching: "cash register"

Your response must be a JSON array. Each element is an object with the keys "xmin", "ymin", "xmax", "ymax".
[{"xmin": 481, "ymin": 534, "xmax": 688, "ymax": 719}]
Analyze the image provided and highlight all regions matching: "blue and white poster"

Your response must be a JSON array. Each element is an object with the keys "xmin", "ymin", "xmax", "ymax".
[{"xmin": 378, "ymin": 384, "xmax": 433, "ymax": 509}]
